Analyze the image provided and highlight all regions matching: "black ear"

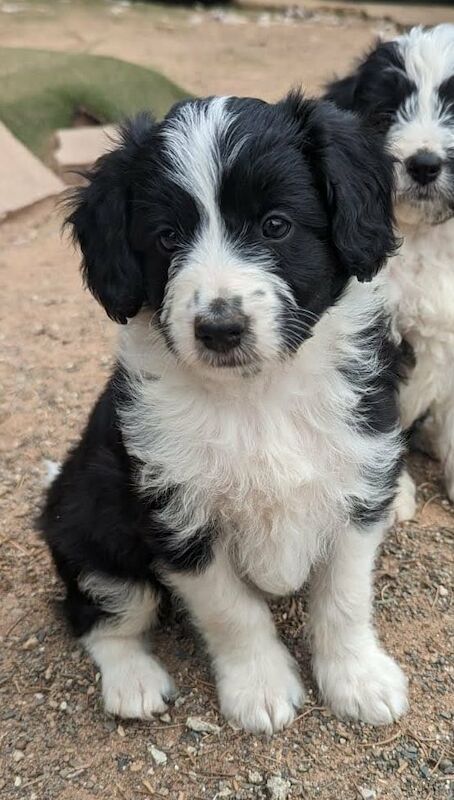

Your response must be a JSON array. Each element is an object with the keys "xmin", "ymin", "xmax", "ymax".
[
  {"xmin": 287, "ymin": 93, "xmax": 397, "ymax": 282},
  {"xmin": 325, "ymin": 72, "xmax": 359, "ymax": 110},
  {"xmin": 66, "ymin": 113, "xmax": 156, "ymax": 324}
]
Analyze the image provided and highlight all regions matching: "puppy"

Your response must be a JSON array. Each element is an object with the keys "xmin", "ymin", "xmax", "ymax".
[
  {"xmin": 326, "ymin": 24, "xmax": 454, "ymax": 508},
  {"xmin": 40, "ymin": 91, "xmax": 408, "ymax": 734}
]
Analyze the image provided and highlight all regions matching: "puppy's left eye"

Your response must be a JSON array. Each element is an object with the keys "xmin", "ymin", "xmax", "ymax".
[
  {"xmin": 158, "ymin": 229, "xmax": 179, "ymax": 254},
  {"xmin": 262, "ymin": 216, "xmax": 292, "ymax": 240}
]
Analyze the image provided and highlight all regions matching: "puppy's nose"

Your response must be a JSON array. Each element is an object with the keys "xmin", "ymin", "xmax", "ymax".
[
  {"xmin": 406, "ymin": 150, "xmax": 442, "ymax": 186},
  {"xmin": 194, "ymin": 315, "xmax": 246, "ymax": 353}
]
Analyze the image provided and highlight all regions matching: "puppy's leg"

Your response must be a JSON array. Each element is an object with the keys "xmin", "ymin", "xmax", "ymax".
[
  {"xmin": 393, "ymin": 467, "xmax": 417, "ymax": 523},
  {"xmin": 398, "ymin": 356, "xmax": 436, "ymax": 431},
  {"xmin": 77, "ymin": 574, "xmax": 174, "ymax": 719},
  {"xmin": 433, "ymin": 399, "xmax": 454, "ymax": 502},
  {"xmin": 167, "ymin": 547, "xmax": 305, "ymax": 734},
  {"xmin": 308, "ymin": 524, "xmax": 408, "ymax": 725}
]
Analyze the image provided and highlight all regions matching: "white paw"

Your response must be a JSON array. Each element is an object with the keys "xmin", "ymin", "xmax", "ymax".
[
  {"xmin": 394, "ymin": 470, "xmax": 417, "ymax": 523},
  {"xmin": 102, "ymin": 651, "xmax": 175, "ymax": 719},
  {"xmin": 216, "ymin": 641, "xmax": 305, "ymax": 734},
  {"xmin": 315, "ymin": 647, "xmax": 408, "ymax": 726}
]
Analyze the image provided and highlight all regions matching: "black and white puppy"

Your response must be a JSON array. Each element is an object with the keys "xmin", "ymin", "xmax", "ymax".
[
  {"xmin": 40, "ymin": 91, "xmax": 408, "ymax": 734},
  {"xmin": 326, "ymin": 24, "xmax": 454, "ymax": 509}
]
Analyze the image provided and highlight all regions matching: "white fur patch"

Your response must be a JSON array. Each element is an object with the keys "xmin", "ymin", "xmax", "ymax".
[
  {"xmin": 119, "ymin": 278, "xmax": 401, "ymax": 597},
  {"xmin": 384, "ymin": 216, "xmax": 454, "ymax": 501},
  {"xmin": 43, "ymin": 459, "xmax": 61, "ymax": 487}
]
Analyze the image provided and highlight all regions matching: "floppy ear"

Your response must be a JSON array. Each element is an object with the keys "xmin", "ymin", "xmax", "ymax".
[
  {"xmin": 324, "ymin": 72, "xmax": 359, "ymax": 110},
  {"xmin": 288, "ymin": 93, "xmax": 397, "ymax": 282},
  {"xmin": 66, "ymin": 113, "xmax": 156, "ymax": 324}
]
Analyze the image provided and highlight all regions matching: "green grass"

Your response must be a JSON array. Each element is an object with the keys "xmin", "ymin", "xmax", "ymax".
[{"xmin": 0, "ymin": 47, "xmax": 189, "ymax": 159}]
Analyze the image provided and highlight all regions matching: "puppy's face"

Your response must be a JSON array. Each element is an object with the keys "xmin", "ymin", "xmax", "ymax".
[
  {"xmin": 328, "ymin": 25, "xmax": 454, "ymax": 226},
  {"xmin": 68, "ymin": 93, "xmax": 395, "ymax": 375}
]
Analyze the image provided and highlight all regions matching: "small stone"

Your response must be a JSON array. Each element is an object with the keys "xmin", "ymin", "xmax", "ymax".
[
  {"xmin": 59, "ymin": 701, "xmax": 68, "ymax": 712},
  {"xmin": 160, "ymin": 712, "xmax": 171, "ymax": 723},
  {"xmin": 130, "ymin": 760, "xmax": 144, "ymax": 773},
  {"xmin": 266, "ymin": 775, "xmax": 291, "ymax": 800},
  {"xmin": 14, "ymin": 777, "xmax": 22, "ymax": 788},
  {"xmin": 12, "ymin": 750, "xmax": 24, "ymax": 762},
  {"xmin": 148, "ymin": 745, "xmax": 167, "ymax": 766},
  {"xmin": 420, "ymin": 765, "xmax": 430, "ymax": 779},
  {"xmin": 438, "ymin": 585, "xmax": 448, "ymax": 597},
  {"xmin": 358, "ymin": 788, "xmax": 377, "ymax": 800},
  {"xmin": 117, "ymin": 725, "xmax": 126, "ymax": 738},
  {"xmin": 248, "ymin": 770, "xmax": 263, "ymax": 784},
  {"xmin": 22, "ymin": 636, "xmax": 39, "ymax": 651},
  {"xmin": 186, "ymin": 716, "xmax": 221, "ymax": 734}
]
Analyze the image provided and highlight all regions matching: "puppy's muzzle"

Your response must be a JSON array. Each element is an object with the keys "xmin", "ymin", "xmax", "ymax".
[
  {"xmin": 405, "ymin": 150, "xmax": 442, "ymax": 186},
  {"xmin": 194, "ymin": 299, "xmax": 248, "ymax": 354}
]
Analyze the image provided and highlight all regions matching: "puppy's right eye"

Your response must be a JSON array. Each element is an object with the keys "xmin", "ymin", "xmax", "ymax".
[{"xmin": 158, "ymin": 229, "xmax": 179, "ymax": 254}]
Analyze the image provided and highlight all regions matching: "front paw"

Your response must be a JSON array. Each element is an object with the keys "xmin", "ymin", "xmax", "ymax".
[
  {"xmin": 102, "ymin": 652, "xmax": 175, "ymax": 719},
  {"xmin": 315, "ymin": 647, "xmax": 408, "ymax": 726},
  {"xmin": 216, "ymin": 641, "xmax": 305, "ymax": 735}
]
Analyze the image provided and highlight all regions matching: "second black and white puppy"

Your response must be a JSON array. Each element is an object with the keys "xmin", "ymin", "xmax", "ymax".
[
  {"xmin": 326, "ymin": 24, "xmax": 454, "ymax": 508},
  {"xmin": 40, "ymin": 91, "xmax": 408, "ymax": 734}
]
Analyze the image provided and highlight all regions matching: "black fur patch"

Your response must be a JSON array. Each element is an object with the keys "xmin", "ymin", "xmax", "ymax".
[
  {"xmin": 343, "ymin": 315, "xmax": 404, "ymax": 527},
  {"xmin": 38, "ymin": 370, "xmax": 214, "ymax": 636},
  {"xmin": 325, "ymin": 41, "xmax": 416, "ymax": 132}
]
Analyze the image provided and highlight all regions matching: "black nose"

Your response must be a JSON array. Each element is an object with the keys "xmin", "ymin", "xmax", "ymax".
[
  {"xmin": 194, "ymin": 315, "xmax": 246, "ymax": 353},
  {"xmin": 406, "ymin": 150, "xmax": 442, "ymax": 186}
]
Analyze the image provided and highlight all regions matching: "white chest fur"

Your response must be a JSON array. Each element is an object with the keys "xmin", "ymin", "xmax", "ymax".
[
  {"xmin": 387, "ymin": 218, "xmax": 454, "ymax": 345},
  {"xmin": 385, "ymin": 218, "xmax": 454, "ymax": 405},
  {"xmin": 119, "ymin": 282, "xmax": 399, "ymax": 597}
]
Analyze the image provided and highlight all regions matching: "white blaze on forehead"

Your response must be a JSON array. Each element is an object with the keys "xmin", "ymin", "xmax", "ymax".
[
  {"xmin": 162, "ymin": 96, "xmax": 234, "ymax": 221},
  {"xmin": 390, "ymin": 26, "xmax": 454, "ymax": 160},
  {"xmin": 397, "ymin": 25, "xmax": 454, "ymax": 90}
]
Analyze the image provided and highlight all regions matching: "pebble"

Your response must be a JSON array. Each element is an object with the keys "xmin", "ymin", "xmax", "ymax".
[
  {"xmin": 186, "ymin": 716, "xmax": 221, "ymax": 734},
  {"xmin": 12, "ymin": 750, "xmax": 24, "ymax": 762},
  {"xmin": 22, "ymin": 635, "xmax": 39, "ymax": 651},
  {"xmin": 130, "ymin": 760, "xmax": 144, "ymax": 773},
  {"xmin": 358, "ymin": 789, "xmax": 376, "ymax": 800},
  {"xmin": 266, "ymin": 775, "xmax": 291, "ymax": 800},
  {"xmin": 59, "ymin": 701, "xmax": 68, "ymax": 712},
  {"xmin": 248, "ymin": 770, "xmax": 263, "ymax": 784},
  {"xmin": 420, "ymin": 765, "xmax": 430, "ymax": 779},
  {"xmin": 160, "ymin": 712, "xmax": 171, "ymax": 723},
  {"xmin": 148, "ymin": 745, "xmax": 167, "ymax": 766},
  {"xmin": 438, "ymin": 585, "xmax": 448, "ymax": 597}
]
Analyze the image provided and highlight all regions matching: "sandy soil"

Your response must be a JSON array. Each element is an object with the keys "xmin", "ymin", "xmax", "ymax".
[{"xmin": 1, "ymin": 3, "xmax": 453, "ymax": 800}]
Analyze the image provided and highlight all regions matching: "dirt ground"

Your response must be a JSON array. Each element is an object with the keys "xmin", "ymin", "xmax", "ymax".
[{"xmin": 1, "ymin": 3, "xmax": 453, "ymax": 800}]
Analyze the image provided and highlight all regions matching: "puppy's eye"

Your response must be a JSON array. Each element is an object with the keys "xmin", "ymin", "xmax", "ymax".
[
  {"xmin": 262, "ymin": 216, "xmax": 291, "ymax": 240},
  {"xmin": 158, "ymin": 229, "xmax": 178, "ymax": 254}
]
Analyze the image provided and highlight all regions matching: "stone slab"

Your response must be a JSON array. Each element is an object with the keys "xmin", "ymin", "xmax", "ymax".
[
  {"xmin": 0, "ymin": 121, "xmax": 64, "ymax": 218},
  {"xmin": 54, "ymin": 125, "xmax": 118, "ymax": 168}
]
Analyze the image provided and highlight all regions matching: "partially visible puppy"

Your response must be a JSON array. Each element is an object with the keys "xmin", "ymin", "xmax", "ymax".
[
  {"xmin": 326, "ymin": 24, "xmax": 454, "ymax": 509},
  {"xmin": 40, "ymin": 91, "xmax": 408, "ymax": 734}
]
